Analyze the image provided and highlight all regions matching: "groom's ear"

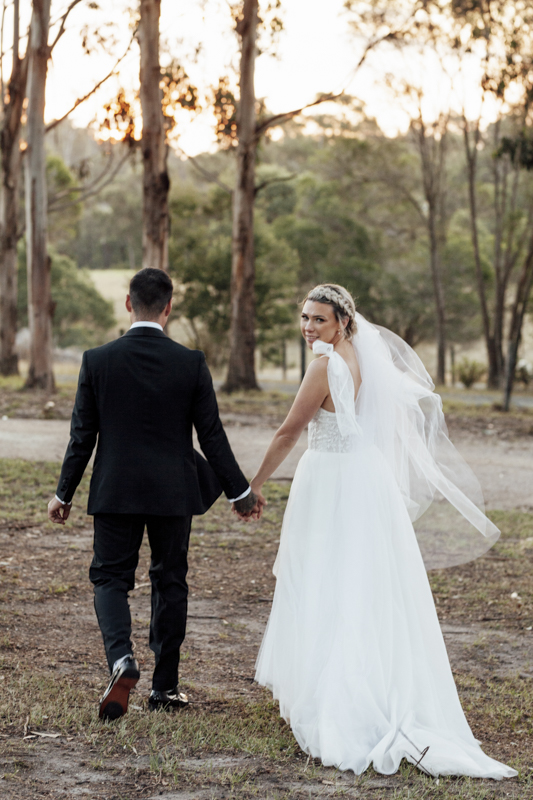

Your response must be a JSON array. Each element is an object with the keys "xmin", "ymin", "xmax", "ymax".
[
  {"xmin": 126, "ymin": 295, "xmax": 133, "ymax": 313},
  {"xmin": 164, "ymin": 299, "xmax": 172, "ymax": 318}
]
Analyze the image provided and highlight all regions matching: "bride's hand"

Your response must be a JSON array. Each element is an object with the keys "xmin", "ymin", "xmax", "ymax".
[{"xmin": 250, "ymin": 480, "xmax": 267, "ymax": 519}]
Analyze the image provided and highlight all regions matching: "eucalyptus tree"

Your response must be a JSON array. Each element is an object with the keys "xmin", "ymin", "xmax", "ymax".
[
  {"xmin": 220, "ymin": 1, "xmax": 365, "ymax": 392},
  {"xmin": 138, "ymin": 0, "xmax": 169, "ymax": 271},
  {"xmin": 23, "ymin": 0, "xmax": 134, "ymax": 389},
  {"xmin": 450, "ymin": 0, "xmax": 533, "ymax": 390},
  {"xmin": 25, "ymin": 0, "xmax": 56, "ymax": 390},
  {"xmin": 0, "ymin": 0, "xmax": 28, "ymax": 376}
]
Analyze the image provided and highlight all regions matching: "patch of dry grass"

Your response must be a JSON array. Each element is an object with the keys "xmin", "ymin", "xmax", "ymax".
[
  {"xmin": 429, "ymin": 511, "xmax": 533, "ymax": 628},
  {"xmin": 1, "ymin": 458, "xmax": 533, "ymax": 797}
]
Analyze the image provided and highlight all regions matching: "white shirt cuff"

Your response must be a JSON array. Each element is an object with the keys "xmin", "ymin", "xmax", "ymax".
[
  {"xmin": 55, "ymin": 494, "xmax": 72, "ymax": 506},
  {"xmin": 228, "ymin": 486, "xmax": 252, "ymax": 503}
]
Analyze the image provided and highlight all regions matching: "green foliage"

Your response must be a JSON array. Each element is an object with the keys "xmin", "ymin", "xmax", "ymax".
[
  {"xmin": 168, "ymin": 184, "xmax": 298, "ymax": 366},
  {"xmin": 46, "ymin": 154, "xmax": 82, "ymax": 250},
  {"xmin": 57, "ymin": 109, "xmax": 533, "ymax": 369},
  {"xmin": 17, "ymin": 246, "xmax": 115, "ymax": 348},
  {"xmin": 74, "ymin": 168, "xmax": 142, "ymax": 271},
  {"xmin": 457, "ymin": 358, "xmax": 486, "ymax": 388}
]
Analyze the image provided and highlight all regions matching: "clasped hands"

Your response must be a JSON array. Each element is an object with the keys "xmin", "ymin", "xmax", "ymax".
[
  {"xmin": 48, "ymin": 486, "xmax": 267, "ymax": 525},
  {"xmin": 232, "ymin": 483, "xmax": 266, "ymax": 521}
]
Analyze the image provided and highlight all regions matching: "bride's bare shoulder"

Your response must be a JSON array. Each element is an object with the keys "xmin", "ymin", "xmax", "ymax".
[{"xmin": 305, "ymin": 355, "xmax": 329, "ymax": 379}]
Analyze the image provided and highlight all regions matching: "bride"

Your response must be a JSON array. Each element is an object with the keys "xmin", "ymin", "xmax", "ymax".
[{"xmin": 247, "ymin": 283, "xmax": 517, "ymax": 779}]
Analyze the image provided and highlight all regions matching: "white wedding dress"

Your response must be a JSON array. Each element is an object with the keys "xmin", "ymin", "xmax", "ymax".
[{"xmin": 255, "ymin": 314, "xmax": 517, "ymax": 779}]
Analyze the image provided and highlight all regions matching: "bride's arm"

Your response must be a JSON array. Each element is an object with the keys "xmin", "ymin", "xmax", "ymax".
[{"xmin": 250, "ymin": 357, "xmax": 329, "ymax": 494}]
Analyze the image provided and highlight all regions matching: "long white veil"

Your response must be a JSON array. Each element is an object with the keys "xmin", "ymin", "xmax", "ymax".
[{"xmin": 352, "ymin": 312, "xmax": 499, "ymax": 569}]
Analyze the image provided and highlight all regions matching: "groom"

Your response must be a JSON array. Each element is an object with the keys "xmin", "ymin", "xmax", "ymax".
[{"xmin": 47, "ymin": 268, "xmax": 260, "ymax": 720}]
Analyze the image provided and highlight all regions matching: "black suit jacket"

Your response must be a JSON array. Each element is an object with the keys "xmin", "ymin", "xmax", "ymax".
[{"xmin": 56, "ymin": 327, "xmax": 249, "ymax": 516}]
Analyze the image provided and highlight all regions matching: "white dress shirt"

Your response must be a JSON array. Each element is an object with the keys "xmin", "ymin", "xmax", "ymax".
[
  {"xmin": 129, "ymin": 321, "xmax": 164, "ymax": 332},
  {"xmin": 56, "ymin": 320, "xmax": 251, "ymax": 505}
]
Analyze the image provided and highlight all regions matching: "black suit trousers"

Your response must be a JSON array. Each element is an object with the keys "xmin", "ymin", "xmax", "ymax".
[{"xmin": 89, "ymin": 514, "xmax": 191, "ymax": 691}]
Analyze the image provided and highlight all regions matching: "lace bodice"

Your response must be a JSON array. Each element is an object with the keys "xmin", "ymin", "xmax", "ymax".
[{"xmin": 308, "ymin": 408, "xmax": 359, "ymax": 453}]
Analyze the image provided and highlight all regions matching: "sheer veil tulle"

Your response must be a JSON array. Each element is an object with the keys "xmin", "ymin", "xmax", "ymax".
[{"xmin": 351, "ymin": 312, "xmax": 499, "ymax": 569}]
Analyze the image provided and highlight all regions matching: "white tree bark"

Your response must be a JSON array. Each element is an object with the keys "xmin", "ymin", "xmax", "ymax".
[
  {"xmin": 25, "ymin": 0, "xmax": 54, "ymax": 391},
  {"xmin": 138, "ymin": 0, "xmax": 169, "ymax": 271},
  {"xmin": 0, "ymin": 0, "xmax": 28, "ymax": 376}
]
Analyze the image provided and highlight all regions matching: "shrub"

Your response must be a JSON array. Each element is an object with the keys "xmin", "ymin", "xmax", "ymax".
[{"xmin": 457, "ymin": 358, "xmax": 486, "ymax": 389}]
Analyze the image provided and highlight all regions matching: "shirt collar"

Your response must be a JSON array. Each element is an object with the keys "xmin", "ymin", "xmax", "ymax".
[{"xmin": 130, "ymin": 321, "xmax": 164, "ymax": 332}]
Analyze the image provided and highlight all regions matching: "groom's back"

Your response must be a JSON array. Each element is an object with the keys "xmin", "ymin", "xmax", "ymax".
[{"xmin": 76, "ymin": 327, "xmax": 220, "ymax": 516}]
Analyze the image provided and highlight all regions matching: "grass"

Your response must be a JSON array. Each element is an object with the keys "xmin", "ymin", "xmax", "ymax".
[
  {"xmin": 0, "ymin": 458, "xmax": 91, "ymax": 526},
  {"xmin": 441, "ymin": 398, "xmax": 533, "ymax": 417},
  {"xmin": 1, "ymin": 669, "xmax": 531, "ymax": 797},
  {"xmin": 1, "ymin": 457, "xmax": 533, "ymax": 796},
  {"xmin": 0, "ymin": 671, "xmax": 298, "ymax": 762},
  {"xmin": 215, "ymin": 389, "xmax": 294, "ymax": 420},
  {"xmin": 428, "ymin": 510, "xmax": 533, "ymax": 628}
]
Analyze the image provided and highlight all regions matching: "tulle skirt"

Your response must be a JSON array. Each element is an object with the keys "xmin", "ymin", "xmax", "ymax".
[{"xmin": 255, "ymin": 444, "xmax": 517, "ymax": 779}]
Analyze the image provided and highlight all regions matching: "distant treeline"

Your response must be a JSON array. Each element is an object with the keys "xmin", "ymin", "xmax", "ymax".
[{"xmin": 43, "ymin": 112, "xmax": 531, "ymax": 373}]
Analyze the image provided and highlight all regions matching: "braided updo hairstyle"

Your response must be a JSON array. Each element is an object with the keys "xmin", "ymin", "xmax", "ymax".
[{"xmin": 304, "ymin": 284, "xmax": 357, "ymax": 339}]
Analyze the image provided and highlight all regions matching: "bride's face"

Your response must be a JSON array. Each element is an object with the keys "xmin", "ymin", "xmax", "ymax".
[{"xmin": 301, "ymin": 300, "xmax": 340, "ymax": 349}]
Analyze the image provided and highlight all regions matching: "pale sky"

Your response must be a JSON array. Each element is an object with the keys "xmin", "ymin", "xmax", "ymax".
[{"xmin": 8, "ymin": 0, "xmax": 503, "ymax": 157}]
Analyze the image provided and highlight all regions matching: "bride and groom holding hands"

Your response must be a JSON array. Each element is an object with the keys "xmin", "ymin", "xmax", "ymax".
[{"xmin": 48, "ymin": 267, "xmax": 517, "ymax": 780}]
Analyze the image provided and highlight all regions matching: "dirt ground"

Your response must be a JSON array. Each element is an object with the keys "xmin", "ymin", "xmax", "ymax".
[
  {"xmin": 1, "ymin": 412, "xmax": 533, "ymax": 509},
  {"xmin": 1, "ymin": 390, "xmax": 533, "ymax": 798}
]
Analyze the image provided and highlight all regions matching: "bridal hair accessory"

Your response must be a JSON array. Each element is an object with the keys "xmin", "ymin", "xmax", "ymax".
[{"xmin": 305, "ymin": 284, "xmax": 357, "ymax": 338}]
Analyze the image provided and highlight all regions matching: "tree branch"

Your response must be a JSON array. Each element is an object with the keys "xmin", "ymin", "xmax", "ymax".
[
  {"xmin": 176, "ymin": 146, "xmax": 233, "ymax": 194},
  {"xmin": 46, "ymin": 33, "xmax": 136, "ymax": 133},
  {"xmin": 49, "ymin": 0, "xmax": 83, "ymax": 53},
  {"xmin": 47, "ymin": 149, "xmax": 131, "ymax": 213},
  {"xmin": 255, "ymin": 92, "xmax": 342, "ymax": 138},
  {"xmin": 254, "ymin": 16, "xmax": 410, "ymax": 140},
  {"xmin": 254, "ymin": 172, "xmax": 296, "ymax": 196},
  {"xmin": 48, "ymin": 149, "xmax": 120, "ymax": 203}
]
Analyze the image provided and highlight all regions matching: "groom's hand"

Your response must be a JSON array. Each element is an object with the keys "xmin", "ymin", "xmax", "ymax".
[
  {"xmin": 233, "ymin": 490, "xmax": 264, "ymax": 521},
  {"xmin": 47, "ymin": 497, "xmax": 71, "ymax": 525},
  {"xmin": 233, "ymin": 489, "xmax": 267, "ymax": 521}
]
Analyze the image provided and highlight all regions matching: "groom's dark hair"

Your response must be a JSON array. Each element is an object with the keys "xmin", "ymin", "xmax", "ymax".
[{"xmin": 129, "ymin": 268, "xmax": 173, "ymax": 318}]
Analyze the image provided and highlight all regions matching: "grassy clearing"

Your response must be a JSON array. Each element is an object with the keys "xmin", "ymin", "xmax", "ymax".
[
  {"xmin": 1, "ymin": 458, "xmax": 533, "ymax": 796},
  {"xmin": 215, "ymin": 389, "xmax": 294, "ymax": 421},
  {"xmin": 0, "ymin": 374, "xmax": 79, "ymax": 420},
  {"xmin": 0, "ymin": 458, "xmax": 91, "ymax": 526},
  {"xmin": 4, "ymin": 374, "xmax": 532, "ymax": 431},
  {"xmin": 1, "ymin": 668, "xmax": 531, "ymax": 797},
  {"xmin": 0, "ymin": 671, "xmax": 298, "ymax": 763},
  {"xmin": 428, "ymin": 510, "xmax": 533, "ymax": 628},
  {"xmin": 441, "ymin": 398, "xmax": 533, "ymax": 418}
]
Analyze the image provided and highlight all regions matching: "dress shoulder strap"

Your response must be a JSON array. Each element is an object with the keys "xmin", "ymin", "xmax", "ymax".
[{"xmin": 312, "ymin": 341, "xmax": 362, "ymax": 437}]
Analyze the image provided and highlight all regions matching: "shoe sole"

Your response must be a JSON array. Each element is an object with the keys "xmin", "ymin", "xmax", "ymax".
[{"xmin": 99, "ymin": 671, "xmax": 139, "ymax": 720}]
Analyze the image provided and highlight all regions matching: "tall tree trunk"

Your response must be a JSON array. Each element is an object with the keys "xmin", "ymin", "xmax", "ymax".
[
  {"xmin": 0, "ymin": 0, "xmax": 27, "ymax": 376},
  {"xmin": 428, "ymin": 210, "xmax": 446, "ymax": 385},
  {"xmin": 413, "ymin": 117, "xmax": 448, "ymax": 385},
  {"xmin": 223, "ymin": 0, "xmax": 259, "ymax": 392},
  {"xmin": 503, "ymin": 235, "xmax": 533, "ymax": 411},
  {"xmin": 463, "ymin": 119, "xmax": 500, "ymax": 388},
  {"xmin": 25, "ymin": 0, "xmax": 54, "ymax": 391},
  {"xmin": 138, "ymin": 0, "xmax": 169, "ymax": 271}
]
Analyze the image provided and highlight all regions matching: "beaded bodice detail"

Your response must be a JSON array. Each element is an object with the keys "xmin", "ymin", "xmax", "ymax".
[{"xmin": 308, "ymin": 408, "xmax": 358, "ymax": 453}]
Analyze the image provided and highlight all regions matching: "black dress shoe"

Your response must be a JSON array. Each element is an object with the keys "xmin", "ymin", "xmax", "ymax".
[
  {"xmin": 148, "ymin": 688, "xmax": 189, "ymax": 712},
  {"xmin": 99, "ymin": 656, "xmax": 140, "ymax": 721}
]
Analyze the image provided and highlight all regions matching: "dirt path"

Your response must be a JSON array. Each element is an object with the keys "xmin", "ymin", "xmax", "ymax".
[{"xmin": 1, "ymin": 417, "xmax": 533, "ymax": 508}]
